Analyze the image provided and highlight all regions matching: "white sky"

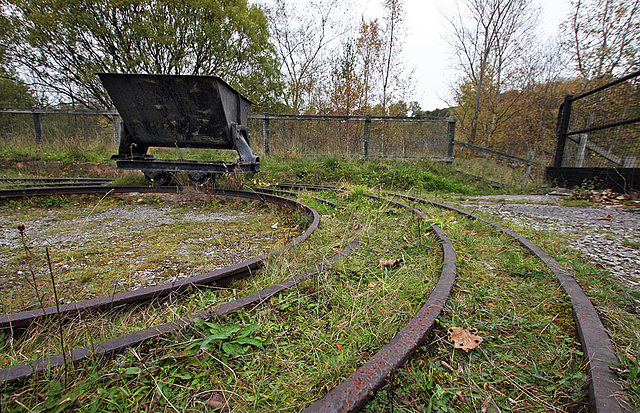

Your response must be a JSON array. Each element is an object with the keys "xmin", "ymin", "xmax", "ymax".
[{"xmin": 354, "ymin": 0, "xmax": 572, "ymax": 110}]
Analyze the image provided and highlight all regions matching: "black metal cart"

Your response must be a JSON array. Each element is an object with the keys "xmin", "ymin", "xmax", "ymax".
[{"xmin": 99, "ymin": 73, "xmax": 259, "ymax": 185}]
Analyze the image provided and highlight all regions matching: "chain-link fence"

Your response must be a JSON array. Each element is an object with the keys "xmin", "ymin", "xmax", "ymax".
[
  {"xmin": 248, "ymin": 114, "xmax": 455, "ymax": 159},
  {"xmin": 548, "ymin": 71, "xmax": 640, "ymax": 191},
  {"xmin": 1, "ymin": 110, "xmax": 456, "ymax": 161},
  {"xmin": 554, "ymin": 71, "xmax": 640, "ymax": 169}
]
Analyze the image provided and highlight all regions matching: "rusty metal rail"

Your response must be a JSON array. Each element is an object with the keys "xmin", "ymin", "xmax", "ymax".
[
  {"xmin": 394, "ymin": 193, "xmax": 629, "ymax": 413},
  {"xmin": 2, "ymin": 182, "xmax": 626, "ymax": 411},
  {"xmin": 303, "ymin": 194, "xmax": 456, "ymax": 412},
  {"xmin": 0, "ymin": 185, "xmax": 361, "ymax": 383},
  {"xmin": 0, "ymin": 187, "xmax": 319, "ymax": 330},
  {"xmin": 0, "ymin": 240, "xmax": 360, "ymax": 383},
  {"xmin": 0, "ymin": 185, "xmax": 180, "ymax": 200},
  {"xmin": 274, "ymin": 184, "xmax": 628, "ymax": 413},
  {"xmin": 261, "ymin": 184, "xmax": 457, "ymax": 411}
]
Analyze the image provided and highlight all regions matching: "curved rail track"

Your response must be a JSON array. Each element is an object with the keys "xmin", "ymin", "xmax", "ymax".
[
  {"xmin": 0, "ymin": 187, "xmax": 319, "ymax": 329},
  {"xmin": 0, "ymin": 182, "xmax": 630, "ymax": 412},
  {"xmin": 0, "ymin": 185, "xmax": 364, "ymax": 384},
  {"xmin": 0, "ymin": 177, "xmax": 113, "ymax": 189},
  {"xmin": 273, "ymin": 184, "xmax": 629, "ymax": 413}
]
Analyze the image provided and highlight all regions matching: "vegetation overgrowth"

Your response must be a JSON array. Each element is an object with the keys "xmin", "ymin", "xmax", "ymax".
[{"xmin": 0, "ymin": 157, "xmax": 638, "ymax": 412}]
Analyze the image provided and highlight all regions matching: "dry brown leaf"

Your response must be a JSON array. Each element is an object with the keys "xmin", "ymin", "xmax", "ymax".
[
  {"xmin": 332, "ymin": 246, "xmax": 343, "ymax": 253},
  {"xmin": 448, "ymin": 327, "xmax": 483, "ymax": 352},
  {"xmin": 598, "ymin": 215, "xmax": 613, "ymax": 221},
  {"xmin": 378, "ymin": 258, "xmax": 402, "ymax": 269},
  {"xmin": 353, "ymin": 221, "xmax": 360, "ymax": 230},
  {"xmin": 207, "ymin": 393, "xmax": 227, "ymax": 410}
]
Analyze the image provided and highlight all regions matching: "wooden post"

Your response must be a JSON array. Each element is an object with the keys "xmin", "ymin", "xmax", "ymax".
[
  {"xmin": 446, "ymin": 118, "xmax": 456, "ymax": 163},
  {"xmin": 113, "ymin": 115, "xmax": 123, "ymax": 145},
  {"xmin": 521, "ymin": 150, "xmax": 535, "ymax": 186},
  {"xmin": 623, "ymin": 156, "xmax": 637, "ymax": 168},
  {"xmin": 33, "ymin": 113, "xmax": 43, "ymax": 144},
  {"xmin": 575, "ymin": 134, "xmax": 587, "ymax": 167},
  {"xmin": 362, "ymin": 116, "xmax": 371, "ymax": 159},
  {"xmin": 262, "ymin": 115, "xmax": 271, "ymax": 155}
]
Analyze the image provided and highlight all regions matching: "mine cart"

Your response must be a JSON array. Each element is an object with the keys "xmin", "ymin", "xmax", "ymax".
[{"xmin": 99, "ymin": 73, "xmax": 259, "ymax": 185}]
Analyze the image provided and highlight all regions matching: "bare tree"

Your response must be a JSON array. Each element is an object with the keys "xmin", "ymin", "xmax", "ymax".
[
  {"xmin": 445, "ymin": 0, "xmax": 539, "ymax": 144},
  {"xmin": 380, "ymin": 0, "xmax": 407, "ymax": 115},
  {"xmin": 268, "ymin": 0, "xmax": 347, "ymax": 113},
  {"xmin": 562, "ymin": 0, "xmax": 639, "ymax": 87},
  {"xmin": 355, "ymin": 19, "xmax": 382, "ymax": 112}
]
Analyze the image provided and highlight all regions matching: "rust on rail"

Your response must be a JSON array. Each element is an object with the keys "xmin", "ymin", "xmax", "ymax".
[{"xmin": 0, "ymin": 187, "xmax": 319, "ymax": 330}]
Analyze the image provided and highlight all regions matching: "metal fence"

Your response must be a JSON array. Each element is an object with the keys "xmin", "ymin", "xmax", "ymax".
[
  {"xmin": 553, "ymin": 71, "xmax": 640, "ymax": 169},
  {"xmin": 547, "ymin": 71, "xmax": 640, "ymax": 191},
  {"xmin": 0, "ymin": 109, "xmax": 457, "ymax": 160},
  {"xmin": 250, "ymin": 114, "xmax": 455, "ymax": 160}
]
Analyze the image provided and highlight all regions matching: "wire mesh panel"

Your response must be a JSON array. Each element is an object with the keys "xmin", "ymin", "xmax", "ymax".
[
  {"xmin": 249, "ymin": 115, "xmax": 453, "ymax": 159},
  {"xmin": 0, "ymin": 111, "xmax": 115, "ymax": 147},
  {"xmin": 366, "ymin": 120, "xmax": 450, "ymax": 158},
  {"xmin": 261, "ymin": 118, "xmax": 364, "ymax": 157},
  {"xmin": 559, "ymin": 72, "xmax": 640, "ymax": 168}
]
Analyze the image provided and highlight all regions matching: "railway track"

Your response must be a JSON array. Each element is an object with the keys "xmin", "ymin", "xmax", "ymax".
[
  {"xmin": 0, "ymin": 187, "xmax": 319, "ymax": 329},
  {"xmin": 273, "ymin": 184, "xmax": 628, "ymax": 412},
  {"xmin": 0, "ymin": 185, "xmax": 362, "ymax": 386},
  {"xmin": 0, "ymin": 183, "xmax": 631, "ymax": 412}
]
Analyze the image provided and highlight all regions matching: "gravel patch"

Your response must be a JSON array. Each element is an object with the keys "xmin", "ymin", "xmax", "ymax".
[
  {"xmin": 454, "ymin": 196, "xmax": 640, "ymax": 287},
  {"xmin": 1, "ymin": 205, "xmax": 248, "ymax": 250}
]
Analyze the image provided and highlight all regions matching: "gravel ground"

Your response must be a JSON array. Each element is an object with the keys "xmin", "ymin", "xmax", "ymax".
[{"xmin": 453, "ymin": 194, "xmax": 640, "ymax": 288}]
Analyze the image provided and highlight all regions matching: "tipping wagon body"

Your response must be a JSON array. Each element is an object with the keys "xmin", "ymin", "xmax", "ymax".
[{"xmin": 98, "ymin": 73, "xmax": 259, "ymax": 184}]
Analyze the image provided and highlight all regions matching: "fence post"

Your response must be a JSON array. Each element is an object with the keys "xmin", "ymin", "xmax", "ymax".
[
  {"xmin": 262, "ymin": 115, "xmax": 271, "ymax": 156},
  {"xmin": 553, "ymin": 95, "xmax": 573, "ymax": 168},
  {"xmin": 623, "ymin": 156, "xmax": 637, "ymax": 168},
  {"xmin": 575, "ymin": 134, "xmax": 587, "ymax": 167},
  {"xmin": 113, "ymin": 115, "xmax": 123, "ymax": 145},
  {"xmin": 446, "ymin": 118, "xmax": 456, "ymax": 163},
  {"xmin": 33, "ymin": 112, "xmax": 43, "ymax": 144},
  {"xmin": 362, "ymin": 115, "xmax": 371, "ymax": 159},
  {"xmin": 521, "ymin": 150, "xmax": 535, "ymax": 186}
]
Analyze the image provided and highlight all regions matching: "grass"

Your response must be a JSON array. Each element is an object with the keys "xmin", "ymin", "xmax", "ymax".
[
  {"xmin": 0, "ymin": 192, "xmax": 307, "ymax": 370},
  {"xmin": 255, "ymin": 156, "xmax": 497, "ymax": 195},
  {"xmin": 365, "ymin": 204, "xmax": 587, "ymax": 412},
  {"xmin": 0, "ymin": 152, "xmax": 638, "ymax": 411}
]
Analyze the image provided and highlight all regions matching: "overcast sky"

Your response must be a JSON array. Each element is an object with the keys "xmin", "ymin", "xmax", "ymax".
[{"xmin": 352, "ymin": 0, "xmax": 572, "ymax": 110}]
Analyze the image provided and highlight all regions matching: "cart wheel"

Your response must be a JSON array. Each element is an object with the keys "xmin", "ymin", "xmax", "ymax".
[
  {"xmin": 144, "ymin": 171, "xmax": 173, "ymax": 186},
  {"xmin": 188, "ymin": 172, "xmax": 215, "ymax": 187}
]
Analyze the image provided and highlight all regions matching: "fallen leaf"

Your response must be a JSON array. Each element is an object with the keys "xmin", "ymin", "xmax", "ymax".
[
  {"xmin": 332, "ymin": 246, "xmax": 342, "ymax": 253},
  {"xmin": 448, "ymin": 327, "xmax": 483, "ymax": 352},
  {"xmin": 378, "ymin": 258, "xmax": 402, "ymax": 269},
  {"xmin": 353, "ymin": 222, "xmax": 360, "ymax": 230},
  {"xmin": 598, "ymin": 215, "xmax": 613, "ymax": 221},
  {"xmin": 336, "ymin": 343, "xmax": 343, "ymax": 351},
  {"xmin": 207, "ymin": 393, "xmax": 226, "ymax": 410}
]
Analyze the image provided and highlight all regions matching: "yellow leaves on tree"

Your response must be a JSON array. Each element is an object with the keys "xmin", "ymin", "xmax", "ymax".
[{"xmin": 448, "ymin": 327, "xmax": 483, "ymax": 352}]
